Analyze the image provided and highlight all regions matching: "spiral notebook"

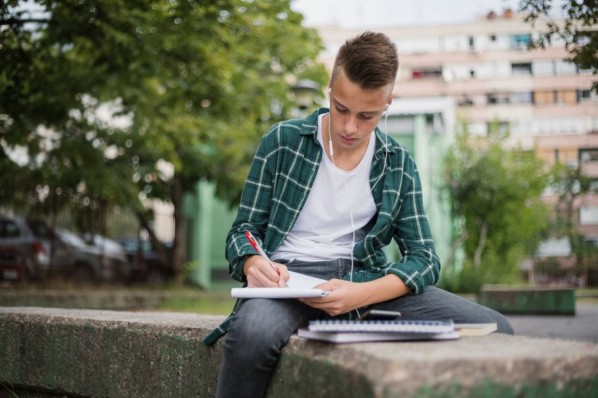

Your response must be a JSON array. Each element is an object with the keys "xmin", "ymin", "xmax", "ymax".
[{"xmin": 298, "ymin": 319, "xmax": 460, "ymax": 343}]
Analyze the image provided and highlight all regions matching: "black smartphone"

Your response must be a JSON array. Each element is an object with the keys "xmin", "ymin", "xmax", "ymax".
[{"xmin": 358, "ymin": 309, "xmax": 402, "ymax": 321}]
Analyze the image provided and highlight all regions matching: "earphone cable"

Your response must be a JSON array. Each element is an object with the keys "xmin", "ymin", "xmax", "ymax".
[{"xmin": 348, "ymin": 108, "xmax": 389, "ymax": 298}]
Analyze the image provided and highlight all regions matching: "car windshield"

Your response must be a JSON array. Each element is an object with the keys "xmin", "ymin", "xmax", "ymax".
[
  {"xmin": 0, "ymin": 220, "xmax": 20, "ymax": 238},
  {"xmin": 27, "ymin": 220, "xmax": 53, "ymax": 239}
]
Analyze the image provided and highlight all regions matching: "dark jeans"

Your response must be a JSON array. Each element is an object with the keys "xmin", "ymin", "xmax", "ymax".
[{"xmin": 215, "ymin": 259, "xmax": 513, "ymax": 398}]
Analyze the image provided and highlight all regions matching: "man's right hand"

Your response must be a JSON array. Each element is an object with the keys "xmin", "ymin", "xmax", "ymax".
[{"xmin": 243, "ymin": 255, "xmax": 289, "ymax": 288}]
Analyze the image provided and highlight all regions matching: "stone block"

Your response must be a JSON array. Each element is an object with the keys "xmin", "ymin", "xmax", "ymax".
[
  {"xmin": 479, "ymin": 285, "xmax": 576, "ymax": 315},
  {"xmin": 1, "ymin": 307, "xmax": 597, "ymax": 397}
]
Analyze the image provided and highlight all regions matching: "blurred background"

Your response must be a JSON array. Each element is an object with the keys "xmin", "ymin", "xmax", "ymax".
[{"xmin": 1, "ymin": 0, "xmax": 597, "ymax": 315}]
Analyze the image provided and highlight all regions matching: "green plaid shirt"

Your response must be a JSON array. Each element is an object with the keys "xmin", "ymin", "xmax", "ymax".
[{"xmin": 203, "ymin": 108, "xmax": 440, "ymax": 346}]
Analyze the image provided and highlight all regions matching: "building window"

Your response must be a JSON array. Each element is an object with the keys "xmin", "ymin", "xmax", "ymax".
[
  {"xmin": 511, "ymin": 91, "xmax": 534, "ymax": 104},
  {"xmin": 510, "ymin": 34, "xmax": 532, "ymax": 50},
  {"xmin": 511, "ymin": 62, "xmax": 533, "ymax": 76},
  {"xmin": 555, "ymin": 90, "xmax": 577, "ymax": 104},
  {"xmin": 487, "ymin": 93, "xmax": 510, "ymax": 105},
  {"xmin": 411, "ymin": 67, "xmax": 443, "ymax": 79},
  {"xmin": 579, "ymin": 148, "xmax": 598, "ymax": 163},
  {"xmin": 578, "ymin": 89, "xmax": 592, "ymax": 102},
  {"xmin": 533, "ymin": 60, "xmax": 555, "ymax": 76},
  {"xmin": 489, "ymin": 34, "xmax": 497, "ymax": 42},
  {"xmin": 535, "ymin": 90, "xmax": 554, "ymax": 105},
  {"xmin": 458, "ymin": 96, "xmax": 474, "ymax": 106},
  {"xmin": 555, "ymin": 61, "xmax": 578, "ymax": 76}
]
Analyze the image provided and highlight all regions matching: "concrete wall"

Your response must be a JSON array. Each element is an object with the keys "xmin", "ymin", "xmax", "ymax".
[{"xmin": 2, "ymin": 307, "xmax": 598, "ymax": 398}]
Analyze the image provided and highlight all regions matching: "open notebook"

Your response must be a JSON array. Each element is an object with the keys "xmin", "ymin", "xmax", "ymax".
[{"xmin": 231, "ymin": 271, "xmax": 329, "ymax": 298}]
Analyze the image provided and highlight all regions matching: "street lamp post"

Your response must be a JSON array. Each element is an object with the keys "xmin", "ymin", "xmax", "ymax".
[{"xmin": 290, "ymin": 79, "xmax": 320, "ymax": 117}]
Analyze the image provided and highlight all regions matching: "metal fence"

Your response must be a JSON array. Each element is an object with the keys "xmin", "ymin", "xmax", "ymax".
[{"xmin": 1, "ymin": 202, "xmax": 174, "ymax": 246}]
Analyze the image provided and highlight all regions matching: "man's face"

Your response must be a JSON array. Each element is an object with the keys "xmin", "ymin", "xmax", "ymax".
[{"xmin": 328, "ymin": 73, "xmax": 392, "ymax": 152}]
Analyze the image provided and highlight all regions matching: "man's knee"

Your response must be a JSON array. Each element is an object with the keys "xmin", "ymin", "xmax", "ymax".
[{"xmin": 227, "ymin": 299, "xmax": 291, "ymax": 350}]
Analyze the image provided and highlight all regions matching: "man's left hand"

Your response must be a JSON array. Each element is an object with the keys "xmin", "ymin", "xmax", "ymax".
[{"xmin": 300, "ymin": 279, "xmax": 366, "ymax": 316}]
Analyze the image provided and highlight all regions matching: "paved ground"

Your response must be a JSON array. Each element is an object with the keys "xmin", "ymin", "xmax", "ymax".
[{"xmin": 506, "ymin": 304, "xmax": 598, "ymax": 343}]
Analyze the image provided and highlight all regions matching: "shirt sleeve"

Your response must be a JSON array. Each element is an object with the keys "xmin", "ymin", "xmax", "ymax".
[
  {"xmin": 387, "ymin": 158, "xmax": 440, "ymax": 294},
  {"xmin": 225, "ymin": 129, "xmax": 279, "ymax": 282},
  {"xmin": 351, "ymin": 151, "xmax": 440, "ymax": 294}
]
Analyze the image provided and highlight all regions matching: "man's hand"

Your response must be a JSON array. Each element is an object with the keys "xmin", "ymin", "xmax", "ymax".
[
  {"xmin": 243, "ymin": 255, "xmax": 289, "ymax": 287},
  {"xmin": 300, "ymin": 275, "xmax": 411, "ymax": 316},
  {"xmin": 300, "ymin": 279, "xmax": 367, "ymax": 316}
]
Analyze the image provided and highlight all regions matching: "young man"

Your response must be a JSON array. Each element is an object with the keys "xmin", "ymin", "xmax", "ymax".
[{"xmin": 206, "ymin": 31, "xmax": 513, "ymax": 398}]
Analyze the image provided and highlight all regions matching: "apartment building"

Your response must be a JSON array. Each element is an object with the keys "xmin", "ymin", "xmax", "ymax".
[{"xmin": 317, "ymin": 9, "xmax": 596, "ymax": 141}]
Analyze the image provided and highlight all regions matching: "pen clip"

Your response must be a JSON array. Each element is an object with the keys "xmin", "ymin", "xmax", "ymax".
[{"xmin": 245, "ymin": 231, "xmax": 259, "ymax": 252}]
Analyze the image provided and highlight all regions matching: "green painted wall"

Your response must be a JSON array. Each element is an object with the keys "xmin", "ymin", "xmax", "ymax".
[
  {"xmin": 185, "ymin": 181, "xmax": 236, "ymax": 288},
  {"xmin": 385, "ymin": 114, "xmax": 451, "ymax": 265}
]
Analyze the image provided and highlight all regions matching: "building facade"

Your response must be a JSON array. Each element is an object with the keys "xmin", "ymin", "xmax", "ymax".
[{"xmin": 315, "ymin": 10, "xmax": 597, "ymax": 146}]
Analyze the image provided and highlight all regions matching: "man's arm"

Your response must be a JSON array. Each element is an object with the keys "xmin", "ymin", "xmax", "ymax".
[
  {"xmin": 225, "ymin": 132, "xmax": 278, "ymax": 282},
  {"xmin": 351, "ymin": 148, "xmax": 440, "ymax": 294}
]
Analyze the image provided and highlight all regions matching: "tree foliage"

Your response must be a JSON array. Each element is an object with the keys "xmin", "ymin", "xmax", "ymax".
[
  {"xmin": 441, "ymin": 124, "xmax": 550, "ymax": 293},
  {"xmin": 520, "ymin": 0, "xmax": 598, "ymax": 91},
  {"xmin": 0, "ymin": 0, "xmax": 328, "ymax": 278},
  {"xmin": 546, "ymin": 162, "xmax": 596, "ymax": 268}
]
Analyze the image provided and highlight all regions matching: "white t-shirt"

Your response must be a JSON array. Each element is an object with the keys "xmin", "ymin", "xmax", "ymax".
[{"xmin": 272, "ymin": 114, "xmax": 377, "ymax": 261}]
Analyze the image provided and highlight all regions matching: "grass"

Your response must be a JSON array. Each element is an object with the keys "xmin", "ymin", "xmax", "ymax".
[
  {"xmin": 152, "ymin": 278, "xmax": 239, "ymax": 315},
  {"xmin": 157, "ymin": 294, "xmax": 236, "ymax": 315},
  {"xmin": 577, "ymin": 288, "xmax": 598, "ymax": 304}
]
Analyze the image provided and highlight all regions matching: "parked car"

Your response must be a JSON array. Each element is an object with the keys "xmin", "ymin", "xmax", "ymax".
[
  {"xmin": 81, "ymin": 233, "xmax": 131, "ymax": 280},
  {"xmin": 0, "ymin": 215, "xmax": 129, "ymax": 284},
  {"xmin": 115, "ymin": 236, "xmax": 173, "ymax": 285},
  {"xmin": 57, "ymin": 229, "xmax": 130, "ymax": 283},
  {"xmin": 0, "ymin": 245, "xmax": 28, "ymax": 283},
  {"xmin": 0, "ymin": 216, "xmax": 58, "ymax": 282}
]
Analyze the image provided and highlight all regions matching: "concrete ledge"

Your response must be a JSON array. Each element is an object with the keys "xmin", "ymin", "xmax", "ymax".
[
  {"xmin": 1, "ymin": 307, "xmax": 598, "ymax": 398},
  {"xmin": 479, "ymin": 285, "xmax": 576, "ymax": 315}
]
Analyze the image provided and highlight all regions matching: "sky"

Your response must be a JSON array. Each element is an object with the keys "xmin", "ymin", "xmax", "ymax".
[{"xmin": 291, "ymin": 0, "xmax": 560, "ymax": 27}]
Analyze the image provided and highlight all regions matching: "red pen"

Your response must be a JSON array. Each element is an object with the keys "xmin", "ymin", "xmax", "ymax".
[{"xmin": 245, "ymin": 231, "xmax": 281, "ymax": 278}]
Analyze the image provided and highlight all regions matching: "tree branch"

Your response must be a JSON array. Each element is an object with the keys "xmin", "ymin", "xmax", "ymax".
[
  {"xmin": 444, "ymin": 229, "xmax": 468, "ymax": 273},
  {"xmin": 0, "ymin": 18, "xmax": 50, "ymax": 26},
  {"xmin": 473, "ymin": 222, "xmax": 489, "ymax": 269}
]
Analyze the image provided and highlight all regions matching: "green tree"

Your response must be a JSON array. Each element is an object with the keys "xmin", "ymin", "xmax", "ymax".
[
  {"xmin": 0, "ymin": 0, "xmax": 328, "ymax": 280},
  {"xmin": 520, "ymin": 0, "xmax": 598, "ymax": 91},
  {"xmin": 441, "ymin": 123, "xmax": 550, "ymax": 293},
  {"xmin": 546, "ymin": 162, "xmax": 595, "ymax": 282}
]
